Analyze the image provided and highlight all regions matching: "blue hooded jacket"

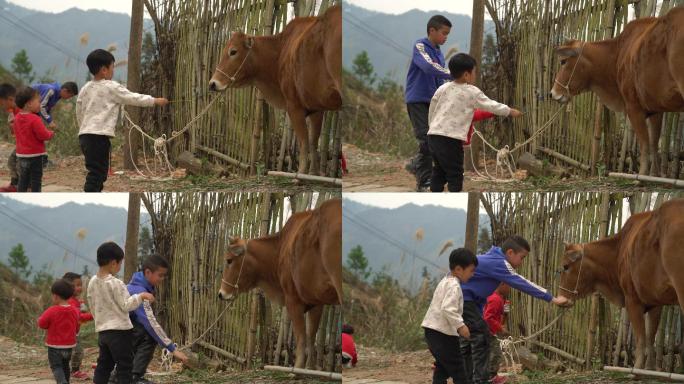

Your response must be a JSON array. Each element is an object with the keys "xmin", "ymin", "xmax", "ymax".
[
  {"xmin": 461, "ymin": 246, "xmax": 553, "ymax": 313},
  {"xmin": 31, "ymin": 82, "xmax": 62, "ymax": 124},
  {"xmin": 127, "ymin": 271, "xmax": 176, "ymax": 352},
  {"xmin": 405, "ymin": 38, "xmax": 452, "ymax": 104}
]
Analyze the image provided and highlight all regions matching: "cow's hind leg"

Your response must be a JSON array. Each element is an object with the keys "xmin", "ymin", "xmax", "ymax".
[
  {"xmin": 625, "ymin": 298, "xmax": 647, "ymax": 369},
  {"xmin": 647, "ymin": 113, "xmax": 663, "ymax": 177},
  {"xmin": 305, "ymin": 305, "xmax": 325, "ymax": 370},
  {"xmin": 626, "ymin": 109, "xmax": 651, "ymax": 176},
  {"xmin": 285, "ymin": 299, "xmax": 308, "ymax": 369},
  {"xmin": 287, "ymin": 105, "xmax": 310, "ymax": 174},
  {"xmin": 307, "ymin": 112, "xmax": 324, "ymax": 176},
  {"xmin": 645, "ymin": 306, "xmax": 662, "ymax": 370}
]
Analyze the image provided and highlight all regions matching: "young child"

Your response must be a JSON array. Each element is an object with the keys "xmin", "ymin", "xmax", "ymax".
[
  {"xmin": 421, "ymin": 248, "xmax": 478, "ymax": 383},
  {"xmin": 32, "ymin": 82, "xmax": 78, "ymax": 129},
  {"xmin": 484, "ymin": 283, "xmax": 511, "ymax": 384},
  {"xmin": 126, "ymin": 255, "xmax": 187, "ymax": 383},
  {"xmin": 87, "ymin": 241, "xmax": 155, "ymax": 384},
  {"xmin": 0, "ymin": 83, "xmax": 20, "ymax": 192},
  {"xmin": 63, "ymin": 272, "xmax": 94, "ymax": 380},
  {"xmin": 76, "ymin": 49, "xmax": 168, "ymax": 192},
  {"xmin": 405, "ymin": 15, "xmax": 453, "ymax": 192},
  {"xmin": 13, "ymin": 87, "xmax": 54, "ymax": 192},
  {"xmin": 427, "ymin": 53, "xmax": 523, "ymax": 192},
  {"xmin": 38, "ymin": 279, "xmax": 79, "ymax": 384},
  {"xmin": 341, "ymin": 324, "xmax": 357, "ymax": 368}
]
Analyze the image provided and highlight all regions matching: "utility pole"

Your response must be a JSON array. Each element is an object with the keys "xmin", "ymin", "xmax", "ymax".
[
  {"xmin": 123, "ymin": 0, "xmax": 144, "ymax": 170},
  {"xmin": 124, "ymin": 193, "xmax": 141, "ymax": 282},
  {"xmin": 464, "ymin": 192, "xmax": 481, "ymax": 253},
  {"xmin": 465, "ymin": 0, "xmax": 486, "ymax": 172}
]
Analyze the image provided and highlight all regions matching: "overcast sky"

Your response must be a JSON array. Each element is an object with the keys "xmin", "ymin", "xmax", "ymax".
[
  {"xmin": 344, "ymin": 192, "xmax": 488, "ymax": 214},
  {"xmin": 2, "ymin": 193, "xmax": 146, "ymax": 212},
  {"xmin": 6, "ymin": 0, "xmax": 140, "ymax": 16},
  {"xmin": 346, "ymin": 0, "xmax": 492, "ymax": 19}
]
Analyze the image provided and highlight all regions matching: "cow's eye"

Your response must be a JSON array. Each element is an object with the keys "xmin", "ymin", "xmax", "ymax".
[
  {"xmin": 560, "ymin": 59, "xmax": 567, "ymax": 65},
  {"xmin": 563, "ymin": 264, "xmax": 569, "ymax": 271},
  {"xmin": 226, "ymin": 259, "xmax": 233, "ymax": 266},
  {"xmin": 229, "ymin": 49, "xmax": 238, "ymax": 56}
]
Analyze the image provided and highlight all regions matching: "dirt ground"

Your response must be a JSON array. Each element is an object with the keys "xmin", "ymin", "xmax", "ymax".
[
  {"xmin": 0, "ymin": 336, "xmax": 336, "ymax": 384},
  {"xmin": 0, "ymin": 142, "xmax": 339, "ymax": 193},
  {"xmin": 342, "ymin": 143, "xmax": 679, "ymax": 193},
  {"xmin": 343, "ymin": 345, "xmax": 673, "ymax": 384}
]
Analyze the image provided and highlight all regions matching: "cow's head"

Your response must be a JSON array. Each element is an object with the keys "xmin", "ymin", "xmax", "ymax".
[
  {"xmin": 550, "ymin": 40, "xmax": 590, "ymax": 103},
  {"xmin": 218, "ymin": 236, "xmax": 256, "ymax": 301},
  {"xmin": 209, "ymin": 32, "xmax": 255, "ymax": 92},
  {"xmin": 557, "ymin": 242, "xmax": 592, "ymax": 300}
]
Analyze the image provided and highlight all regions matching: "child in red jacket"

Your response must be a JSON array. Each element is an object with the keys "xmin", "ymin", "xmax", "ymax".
[
  {"xmin": 63, "ymin": 272, "xmax": 94, "ymax": 379},
  {"xmin": 484, "ymin": 283, "xmax": 511, "ymax": 384},
  {"xmin": 341, "ymin": 324, "xmax": 357, "ymax": 368},
  {"xmin": 13, "ymin": 87, "xmax": 54, "ymax": 192},
  {"xmin": 38, "ymin": 279, "xmax": 79, "ymax": 384}
]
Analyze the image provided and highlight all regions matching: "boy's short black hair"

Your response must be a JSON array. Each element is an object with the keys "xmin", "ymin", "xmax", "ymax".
[
  {"xmin": 61, "ymin": 81, "xmax": 78, "ymax": 96},
  {"xmin": 62, "ymin": 272, "xmax": 82, "ymax": 284},
  {"xmin": 0, "ymin": 83, "xmax": 16, "ymax": 99},
  {"xmin": 51, "ymin": 279, "xmax": 75, "ymax": 300},
  {"xmin": 448, "ymin": 53, "xmax": 477, "ymax": 79},
  {"xmin": 501, "ymin": 235, "xmax": 531, "ymax": 253},
  {"xmin": 15, "ymin": 87, "xmax": 38, "ymax": 109},
  {"xmin": 427, "ymin": 15, "xmax": 452, "ymax": 35},
  {"xmin": 86, "ymin": 49, "xmax": 115, "ymax": 76},
  {"xmin": 449, "ymin": 248, "xmax": 478, "ymax": 270},
  {"xmin": 142, "ymin": 254, "xmax": 169, "ymax": 273},
  {"xmin": 342, "ymin": 324, "xmax": 354, "ymax": 335},
  {"xmin": 97, "ymin": 241, "xmax": 124, "ymax": 266}
]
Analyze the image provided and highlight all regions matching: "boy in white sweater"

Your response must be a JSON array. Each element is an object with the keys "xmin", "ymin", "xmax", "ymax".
[
  {"xmin": 87, "ymin": 242, "xmax": 154, "ymax": 384},
  {"xmin": 421, "ymin": 248, "xmax": 478, "ymax": 384},
  {"xmin": 76, "ymin": 49, "xmax": 168, "ymax": 192},
  {"xmin": 427, "ymin": 53, "xmax": 523, "ymax": 192}
]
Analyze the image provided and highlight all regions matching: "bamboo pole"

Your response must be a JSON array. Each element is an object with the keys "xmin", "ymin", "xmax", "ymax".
[
  {"xmin": 263, "ymin": 365, "xmax": 342, "ymax": 380},
  {"xmin": 267, "ymin": 171, "xmax": 342, "ymax": 185},
  {"xmin": 608, "ymin": 172, "xmax": 684, "ymax": 187},
  {"xmin": 603, "ymin": 365, "xmax": 684, "ymax": 381},
  {"xmin": 197, "ymin": 340, "xmax": 247, "ymax": 364}
]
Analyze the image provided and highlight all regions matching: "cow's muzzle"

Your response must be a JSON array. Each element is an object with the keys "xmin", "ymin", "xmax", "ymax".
[
  {"xmin": 209, "ymin": 79, "xmax": 227, "ymax": 92},
  {"xmin": 549, "ymin": 89, "xmax": 569, "ymax": 104},
  {"xmin": 218, "ymin": 290, "xmax": 234, "ymax": 301}
]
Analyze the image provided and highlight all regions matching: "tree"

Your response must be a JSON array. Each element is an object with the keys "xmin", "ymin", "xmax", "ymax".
[
  {"xmin": 141, "ymin": 31, "xmax": 157, "ymax": 70},
  {"xmin": 138, "ymin": 226, "xmax": 155, "ymax": 269},
  {"xmin": 346, "ymin": 245, "xmax": 371, "ymax": 281},
  {"xmin": 8, "ymin": 243, "xmax": 31, "ymax": 279},
  {"xmin": 32, "ymin": 264, "xmax": 54, "ymax": 288},
  {"xmin": 11, "ymin": 50, "xmax": 34, "ymax": 84},
  {"xmin": 352, "ymin": 51, "xmax": 376, "ymax": 87},
  {"xmin": 477, "ymin": 227, "xmax": 493, "ymax": 254}
]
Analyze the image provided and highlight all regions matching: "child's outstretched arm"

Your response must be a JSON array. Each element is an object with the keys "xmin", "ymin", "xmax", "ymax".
[
  {"xmin": 111, "ymin": 279, "xmax": 145, "ymax": 312},
  {"xmin": 111, "ymin": 83, "xmax": 168, "ymax": 108},
  {"xmin": 39, "ymin": 89, "xmax": 55, "ymax": 124},
  {"xmin": 473, "ymin": 89, "xmax": 512, "ymax": 116},
  {"xmin": 412, "ymin": 42, "xmax": 451, "ymax": 80},
  {"xmin": 133, "ymin": 301, "xmax": 178, "ymax": 352}
]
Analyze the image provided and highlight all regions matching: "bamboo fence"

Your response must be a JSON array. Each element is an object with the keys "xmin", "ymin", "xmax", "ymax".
[
  {"xmin": 482, "ymin": 0, "xmax": 683, "ymax": 178},
  {"xmin": 142, "ymin": 191, "xmax": 341, "ymax": 372},
  {"xmin": 139, "ymin": 0, "xmax": 341, "ymax": 178},
  {"xmin": 482, "ymin": 191, "xmax": 684, "ymax": 371}
]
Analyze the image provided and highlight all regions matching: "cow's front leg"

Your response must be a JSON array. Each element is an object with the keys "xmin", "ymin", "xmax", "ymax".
[
  {"xmin": 305, "ymin": 305, "xmax": 325, "ymax": 369},
  {"xmin": 307, "ymin": 112, "xmax": 325, "ymax": 176},
  {"xmin": 647, "ymin": 113, "xmax": 663, "ymax": 177},
  {"xmin": 645, "ymin": 306, "xmax": 663, "ymax": 370},
  {"xmin": 285, "ymin": 299, "xmax": 308, "ymax": 369},
  {"xmin": 287, "ymin": 105, "xmax": 310, "ymax": 174},
  {"xmin": 625, "ymin": 299, "xmax": 647, "ymax": 369},
  {"xmin": 626, "ymin": 109, "xmax": 650, "ymax": 176}
]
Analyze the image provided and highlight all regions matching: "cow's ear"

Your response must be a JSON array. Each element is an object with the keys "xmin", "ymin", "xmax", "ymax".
[
  {"xmin": 569, "ymin": 251, "xmax": 582, "ymax": 262},
  {"xmin": 555, "ymin": 46, "xmax": 579, "ymax": 57},
  {"xmin": 232, "ymin": 245, "xmax": 245, "ymax": 256},
  {"xmin": 245, "ymin": 37, "xmax": 254, "ymax": 49}
]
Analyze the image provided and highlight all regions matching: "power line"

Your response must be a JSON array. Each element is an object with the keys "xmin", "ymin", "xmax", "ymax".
[{"xmin": 344, "ymin": 16, "xmax": 412, "ymax": 59}]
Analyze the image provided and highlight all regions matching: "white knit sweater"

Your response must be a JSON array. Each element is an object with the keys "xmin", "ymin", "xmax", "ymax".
[
  {"xmin": 421, "ymin": 274, "xmax": 465, "ymax": 336},
  {"xmin": 76, "ymin": 79, "xmax": 155, "ymax": 137},
  {"xmin": 87, "ymin": 273, "xmax": 142, "ymax": 332}
]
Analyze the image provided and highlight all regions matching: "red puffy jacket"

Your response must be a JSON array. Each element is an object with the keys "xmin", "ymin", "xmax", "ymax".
[{"xmin": 465, "ymin": 109, "xmax": 496, "ymax": 146}]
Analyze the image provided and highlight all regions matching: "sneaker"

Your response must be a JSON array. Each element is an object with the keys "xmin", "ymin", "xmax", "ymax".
[
  {"xmin": 135, "ymin": 378, "xmax": 156, "ymax": 384},
  {"xmin": 0, "ymin": 184, "xmax": 17, "ymax": 192},
  {"xmin": 416, "ymin": 184, "xmax": 431, "ymax": 192},
  {"xmin": 404, "ymin": 160, "xmax": 416, "ymax": 175},
  {"xmin": 491, "ymin": 375, "xmax": 508, "ymax": 384},
  {"xmin": 71, "ymin": 371, "xmax": 90, "ymax": 380}
]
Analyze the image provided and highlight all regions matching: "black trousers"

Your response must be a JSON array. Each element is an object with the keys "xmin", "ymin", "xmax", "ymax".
[
  {"xmin": 424, "ymin": 327, "xmax": 469, "ymax": 384},
  {"xmin": 8, "ymin": 148, "xmax": 18, "ymax": 185},
  {"xmin": 94, "ymin": 329, "xmax": 134, "ymax": 384},
  {"xmin": 428, "ymin": 135, "xmax": 465, "ymax": 192},
  {"xmin": 407, "ymin": 103, "xmax": 432, "ymax": 188},
  {"xmin": 460, "ymin": 301, "xmax": 491, "ymax": 384},
  {"xmin": 132, "ymin": 321, "xmax": 157, "ymax": 379},
  {"xmin": 48, "ymin": 347, "xmax": 72, "ymax": 384},
  {"xmin": 79, "ymin": 134, "xmax": 111, "ymax": 192},
  {"xmin": 17, "ymin": 156, "xmax": 44, "ymax": 192}
]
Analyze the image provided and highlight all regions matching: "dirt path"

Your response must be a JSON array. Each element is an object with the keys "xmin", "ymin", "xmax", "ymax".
[
  {"xmin": 342, "ymin": 143, "xmax": 680, "ymax": 193},
  {"xmin": 0, "ymin": 142, "xmax": 339, "ymax": 193}
]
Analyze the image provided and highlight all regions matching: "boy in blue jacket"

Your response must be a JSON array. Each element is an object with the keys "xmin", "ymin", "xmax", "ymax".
[
  {"xmin": 31, "ymin": 82, "xmax": 78, "ymax": 129},
  {"xmin": 460, "ymin": 235, "xmax": 570, "ymax": 384},
  {"xmin": 127, "ymin": 255, "xmax": 187, "ymax": 384},
  {"xmin": 405, "ymin": 15, "xmax": 452, "ymax": 191}
]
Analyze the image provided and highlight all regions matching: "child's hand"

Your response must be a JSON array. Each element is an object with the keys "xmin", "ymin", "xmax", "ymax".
[
  {"xmin": 457, "ymin": 325, "xmax": 470, "ymax": 339},
  {"xmin": 154, "ymin": 98, "xmax": 169, "ymax": 106},
  {"xmin": 172, "ymin": 350, "xmax": 189, "ymax": 364},
  {"xmin": 140, "ymin": 292, "xmax": 155, "ymax": 303},
  {"xmin": 48, "ymin": 122, "xmax": 57, "ymax": 129},
  {"xmin": 509, "ymin": 108, "xmax": 523, "ymax": 118}
]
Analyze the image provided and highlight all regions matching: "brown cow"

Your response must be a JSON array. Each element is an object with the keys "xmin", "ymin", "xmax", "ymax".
[
  {"xmin": 217, "ymin": 198, "xmax": 342, "ymax": 369},
  {"xmin": 209, "ymin": 5, "xmax": 342, "ymax": 175},
  {"xmin": 550, "ymin": 6, "xmax": 684, "ymax": 176},
  {"xmin": 558, "ymin": 198, "xmax": 684, "ymax": 369}
]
